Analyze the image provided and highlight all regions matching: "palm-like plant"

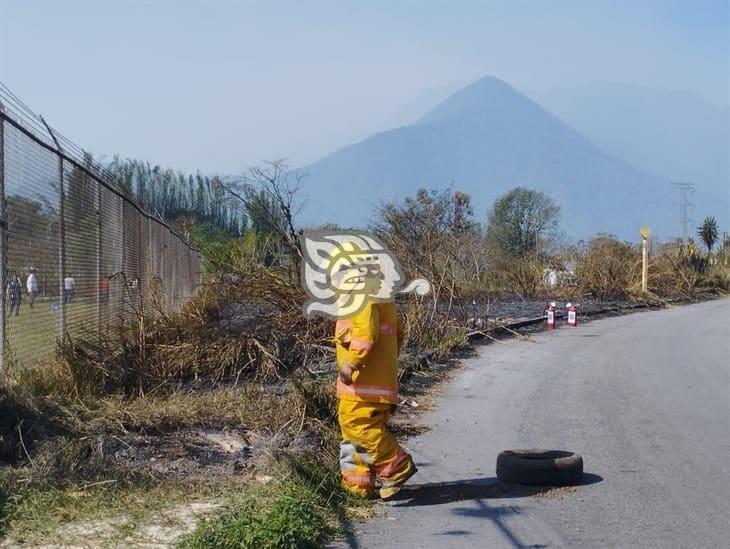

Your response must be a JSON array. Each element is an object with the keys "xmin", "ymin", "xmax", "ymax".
[{"xmin": 697, "ymin": 216, "xmax": 719, "ymax": 254}]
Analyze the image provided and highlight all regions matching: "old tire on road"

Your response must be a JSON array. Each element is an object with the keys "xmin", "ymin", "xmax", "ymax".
[{"xmin": 496, "ymin": 449, "xmax": 583, "ymax": 486}]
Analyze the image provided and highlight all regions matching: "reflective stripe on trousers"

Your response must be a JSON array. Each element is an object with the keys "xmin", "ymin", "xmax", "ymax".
[
  {"xmin": 336, "ymin": 378, "xmax": 398, "ymax": 403},
  {"xmin": 341, "ymin": 470, "xmax": 376, "ymax": 488}
]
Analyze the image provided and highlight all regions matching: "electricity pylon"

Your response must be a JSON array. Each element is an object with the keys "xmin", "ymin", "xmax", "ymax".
[{"xmin": 673, "ymin": 182, "xmax": 695, "ymax": 241}]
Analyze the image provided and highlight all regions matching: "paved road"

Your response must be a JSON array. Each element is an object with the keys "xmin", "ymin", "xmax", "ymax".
[{"xmin": 338, "ymin": 299, "xmax": 730, "ymax": 548}]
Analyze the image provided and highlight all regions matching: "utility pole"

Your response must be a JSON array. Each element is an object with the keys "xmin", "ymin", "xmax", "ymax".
[{"xmin": 673, "ymin": 182, "xmax": 695, "ymax": 241}]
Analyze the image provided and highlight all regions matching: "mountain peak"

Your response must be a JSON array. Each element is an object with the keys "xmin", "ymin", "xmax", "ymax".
[
  {"xmin": 300, "ymin": 75, "xmax": 715, "ymax": 239},
  {"xmin": 417, "ymin": 75, "xmax": 543, "ymax": 125}
]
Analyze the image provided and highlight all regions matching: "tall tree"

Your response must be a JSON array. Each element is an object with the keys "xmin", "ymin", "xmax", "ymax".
[
  {"xmin": 486, "ymin": 187, "xmax": 560, "ymax": 258},
  {"xmin": 697, "ymin": 216, "xmax": 719, "ymax": 254},
  {"xmin": 221, "ymin": 160, "xmax": 305, "ymax": 271}
]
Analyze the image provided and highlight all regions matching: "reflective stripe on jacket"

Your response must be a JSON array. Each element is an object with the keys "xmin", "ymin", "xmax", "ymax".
[{"xmin": 334, "ymin": 299, "xmax": 404, "ymax": 404}]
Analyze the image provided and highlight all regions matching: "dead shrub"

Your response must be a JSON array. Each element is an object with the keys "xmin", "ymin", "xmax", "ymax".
[
  {"xmin": 650, "ymin": 249, "xmax": 699, "ymax": 298},
  {"xmin": 576, "ymin": 235, "xmax": 640, "ymax": 302},
  {"xmin": 498, "ymin": 256, "xmax": 544, "ymax": 298},
  {"xmin": 701, "ymin": 263, "xmax": 730, "ymax": 293},
  {"xmin": 48, "ymin": 265, "xmax": 331, "ymax": 399},
  {"xmin": 373, "ymin": 188, "xmax": 479, "ymax": 352},
  {"xmin": 648, "ymin": 240, "xmax": 721, "ymax": 298}
]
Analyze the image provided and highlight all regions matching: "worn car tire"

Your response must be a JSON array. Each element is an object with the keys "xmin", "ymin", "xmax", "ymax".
[{"xmin": 496, "ymin": 449, "xmax": 583, "ymax": 486}]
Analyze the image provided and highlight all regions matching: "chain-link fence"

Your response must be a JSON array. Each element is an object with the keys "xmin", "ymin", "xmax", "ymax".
[{"xmin": 0, "ymin": 83, "xmax": 202, "ymax": 369}]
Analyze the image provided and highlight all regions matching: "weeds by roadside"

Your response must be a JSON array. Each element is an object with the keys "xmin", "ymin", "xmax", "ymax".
[{"xmin": 179, "ymin": 459, "xmax": 364, "ymax": 549}]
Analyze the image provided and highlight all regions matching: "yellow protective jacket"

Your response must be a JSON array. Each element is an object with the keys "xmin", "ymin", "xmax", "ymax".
[{"xmin": 334, "ymin": 300, "xmax": 404, "ymax": 404}]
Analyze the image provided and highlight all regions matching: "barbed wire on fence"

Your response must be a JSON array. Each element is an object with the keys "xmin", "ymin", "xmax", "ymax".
[{"xmin": 0, "ymin": 81, "xmax": 203, "ymax": 369}]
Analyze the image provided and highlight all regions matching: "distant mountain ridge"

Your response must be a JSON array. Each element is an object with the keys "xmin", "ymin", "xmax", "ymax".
[
  {"xmin": 300, "ymin": 76, "xmax": 726, "ymax": 240},
  {"xmin": 532, "ymin": 83, "xmax": 729, "ymax": 213}
]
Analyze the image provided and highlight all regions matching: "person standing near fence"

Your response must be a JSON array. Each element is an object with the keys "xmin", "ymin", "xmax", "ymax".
[
  {"xmin": 63, "ymin": 274, "xmax": 76, "ymax": 304},
  {"xmin": 7, "ymin": 275, "xmax": 22, "ymax": 317},
  {"xmin": 26, "ymin": 268, "xmax": 38, "ymax": 309}
]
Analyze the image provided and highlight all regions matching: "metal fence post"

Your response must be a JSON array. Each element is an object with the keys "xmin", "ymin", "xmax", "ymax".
[
  {"xmin": 96, "ymin": 181, "xmax": 102, "ymax": 339},
  {"xmin": 58, "ymin": 156, "xmax": 66, "ymax": 340},
  {"xmin": 40, "ymin": 116, "xmax": 67, "ymax": 341},
  {"xmin": 198, "ymin": 252, "xmax": 203, "ymax": 292},
  {"xmin": 148, "ymin": 217, "xmax": 154, "ymax": 303},
  {"xmin": 161, "ymin": 230, "xmax": 167, "ymax": 311},
  {"xmin": 171, "ymin": 237, "xmax": 177, "ymax": 309},
  {"xmin": 119, "ymin": 194, "xmax": 125, "ymax": 314},
  {"xmin": 0, "ymin": 116, "xmax": 6, "ymax": 370}
]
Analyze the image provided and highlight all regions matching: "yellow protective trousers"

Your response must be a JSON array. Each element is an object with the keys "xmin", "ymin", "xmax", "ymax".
[{"xmin": 338, "ymin": 399, "xmax": 415, "ymax": 497}]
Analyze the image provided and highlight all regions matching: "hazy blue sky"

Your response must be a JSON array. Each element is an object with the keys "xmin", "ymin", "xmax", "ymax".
[{"xmin": 2, "ymin": 0, "xmax": 728, "ymax": 173}]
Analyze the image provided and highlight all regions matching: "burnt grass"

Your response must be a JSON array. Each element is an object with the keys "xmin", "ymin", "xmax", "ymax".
[
  {"xmin": 99, "ymin": 409, "xmax": 326, "ymax": 484},
  {"xmin": 108, "ymin": 428, "xmax": 254, "ymax": 479},
  {"xmin": 81, "ymin": 292, "xmax": 717, "ymax": 482},
  {"xmin": 2, "ymin": 293, "xmax": 689, "ymax": 480},
  {"xmin": 449, "ymin": 294, "xmax": 652, "ymax": 324}
]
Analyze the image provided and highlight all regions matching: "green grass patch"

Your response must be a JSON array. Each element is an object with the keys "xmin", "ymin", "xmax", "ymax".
[
  {"xmin": 0, "ymin": 459, "xmax": 367, "ymax": 547},
  {"xmin": 5, "ymin": 298, "xmax": 101, "ymax": 367},
  {"xmin": 179, "ymin": 459, "xmax": 365, "ymax": 549}
]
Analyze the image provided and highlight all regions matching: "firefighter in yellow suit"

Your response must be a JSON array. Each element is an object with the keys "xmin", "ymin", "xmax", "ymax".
[{"xmin": 335, "ymin": 298, "xmax": 417, "ymax": 499}]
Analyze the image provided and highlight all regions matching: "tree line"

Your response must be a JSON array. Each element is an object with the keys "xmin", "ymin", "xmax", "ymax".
[{"xmin": 106, "ymin": 157, "xmax": 245, "ymax": 237}]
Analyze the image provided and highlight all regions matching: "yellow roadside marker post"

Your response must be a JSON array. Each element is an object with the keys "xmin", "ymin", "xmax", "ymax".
[{"xmin": 640, "ymin": 228, "xmax": 651, "ymax": 293}]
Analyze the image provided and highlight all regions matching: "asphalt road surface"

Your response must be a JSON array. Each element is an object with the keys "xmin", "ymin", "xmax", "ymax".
[{"xmin": 336, "ymin": 299, "xmax": 730, "ymax": 548}]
